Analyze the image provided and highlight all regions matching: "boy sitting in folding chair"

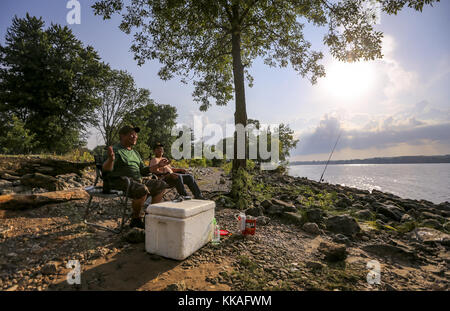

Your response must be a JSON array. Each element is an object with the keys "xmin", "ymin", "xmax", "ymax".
[
  {"xmin": 102, "ymin": 125, "xmax": 169, "ymax": 229},
  {"xmin": 149, "ymin": 142, "xmax": 205, "ymax": 200}
]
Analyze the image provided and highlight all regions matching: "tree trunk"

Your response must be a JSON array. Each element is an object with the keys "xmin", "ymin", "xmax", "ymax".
[{"xmin": 231, "ymin": 21, "xmax": 248, "ymax": 173}]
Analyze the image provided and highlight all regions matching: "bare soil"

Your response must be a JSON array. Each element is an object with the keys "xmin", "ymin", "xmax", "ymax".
[{"xmin": 0, "ymin": 167, "xmax": 448, "ymax": 291}]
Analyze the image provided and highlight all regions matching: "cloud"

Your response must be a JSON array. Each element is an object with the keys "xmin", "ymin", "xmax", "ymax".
[
  {"xmin": 293, "ymin": 108, "xmax": 450, "ymax": 156},
  {"xmin": 294, "ymin": 114, "xmax": 342, "ymax": 155},
  {"xmin": 378, "ymin": 35, "xmax": 420, "ymax": 99}
]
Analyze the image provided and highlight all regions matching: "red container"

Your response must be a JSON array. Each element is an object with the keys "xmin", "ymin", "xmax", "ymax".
[{"xmin": 243, "ymin": 218, "xmax": 256, "ymax": 235}]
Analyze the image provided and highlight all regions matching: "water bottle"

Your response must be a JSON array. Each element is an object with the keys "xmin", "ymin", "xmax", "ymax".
[
  {"xmin": 238, "ymin": 212, "xmax": 246, "ymax": 234},
  {"xmin": 212, "ymin": 218, "xmax": 220, "ymax": 245}
]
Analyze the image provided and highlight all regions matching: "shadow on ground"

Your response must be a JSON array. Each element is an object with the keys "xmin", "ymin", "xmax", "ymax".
[{"xmin": 50, "ymin": 246, "xmax": 181, "ymax": 291}]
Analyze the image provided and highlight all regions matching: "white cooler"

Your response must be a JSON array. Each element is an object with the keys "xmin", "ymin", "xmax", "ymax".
[{"xmin": 145, "ymin": 199, "xmax": 215, "ymax": 260}]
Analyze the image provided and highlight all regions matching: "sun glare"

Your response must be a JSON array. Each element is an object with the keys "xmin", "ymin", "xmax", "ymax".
[{"xmin": 324, "ymin": 61, "xmax": 375, "ymax": 100}]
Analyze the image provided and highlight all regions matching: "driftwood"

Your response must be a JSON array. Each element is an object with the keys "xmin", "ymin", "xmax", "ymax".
[
  {"xmin": 0, "ymin": 189, "xmax": 88, "ymax": 210},
  {"xmin": 0, "ymin": 156, "xmax": 94, "ymax": 177}
]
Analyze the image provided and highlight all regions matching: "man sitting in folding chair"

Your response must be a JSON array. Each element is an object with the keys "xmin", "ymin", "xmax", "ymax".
[
  {"xmin": 149, "ymin": 142, "xmax": 205, "ymax": 200},
  {"xmin": 102, "ymin": 125, "xmax": 169, "ymax": 229}
]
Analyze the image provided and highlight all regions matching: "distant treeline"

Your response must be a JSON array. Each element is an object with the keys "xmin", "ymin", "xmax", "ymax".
[{"xmin": 290, "ymin": 155, "xmax": 450, "ymax": 166}]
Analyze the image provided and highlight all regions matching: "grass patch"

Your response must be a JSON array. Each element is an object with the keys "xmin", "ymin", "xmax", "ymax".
[
  {"xmin": 365, "ymin": 220, "xmax": 380, "ymax": 230},
  {"xmin": 291, "ymin": 263, "xmax": 365, "ymax": 291},
  {"xmin": 230, "ymin": 255, "xmax": 273, "ymax": 290},
  {"xmin": 231, "ymin": 255, "xmax": 366, "ymax": 291},
  {"xmin": 381, "ymin": 224, "xmax": 398, "ymax": 232},
  {"xmin": 393, "ymin": 221, "xmax": 418, "ymax": 234},
  {"xmin": 365, "ymin": 220, "xmax": 399, "ymax": 232}
]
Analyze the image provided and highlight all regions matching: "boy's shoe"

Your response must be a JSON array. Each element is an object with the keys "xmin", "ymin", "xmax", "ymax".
[
  {"xmin": 129, "ymin": 217, "xmax": 145, "ymax": 229},
  {"xmin": 194, "ymin": 195, "xmax": 206, "ymax": 200}
]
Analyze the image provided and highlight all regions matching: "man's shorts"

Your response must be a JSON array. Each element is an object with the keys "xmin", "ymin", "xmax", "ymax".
[{"xmin": 105, "ymin": 176, "xmax": 168, "ymax": 199}]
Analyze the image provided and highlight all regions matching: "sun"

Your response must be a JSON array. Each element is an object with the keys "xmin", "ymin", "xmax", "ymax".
[{"xmin": 323, "ymin": 61, "xmax": 375, "ymax": 100}]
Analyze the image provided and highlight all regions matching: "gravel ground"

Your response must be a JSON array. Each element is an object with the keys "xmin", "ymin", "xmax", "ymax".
[{"xmin": 0, "ymin": 167, "xmax": 448, "ymax": 291}]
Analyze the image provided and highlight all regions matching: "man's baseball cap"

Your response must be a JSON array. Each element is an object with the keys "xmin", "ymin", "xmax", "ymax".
[{"xmin": 118, "ymin": 125, "xmax": 140, "ymax": 135}]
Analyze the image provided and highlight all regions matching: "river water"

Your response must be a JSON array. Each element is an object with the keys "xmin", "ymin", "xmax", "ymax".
[{"xmin": 288, "ymin": 163, "xmax": 450, "ymax": 204}]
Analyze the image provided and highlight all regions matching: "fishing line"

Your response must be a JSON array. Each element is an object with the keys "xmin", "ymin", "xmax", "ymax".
[{"xmin": 319, "ymin": 131, "xmax": 341, "ymax": 183}]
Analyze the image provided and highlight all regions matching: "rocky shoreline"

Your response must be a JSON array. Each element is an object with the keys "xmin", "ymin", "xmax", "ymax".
[
  {"xmin": 0, "ymin": 155, "xmax": 95, "ymax": 196},
  {"xmin": 0, "ymin": 157, "xmax": 448, "ymax": 291}
]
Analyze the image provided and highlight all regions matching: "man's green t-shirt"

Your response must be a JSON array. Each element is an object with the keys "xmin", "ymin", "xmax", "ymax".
[{"xmin": 109, "ymin": 143, "xmax": 148, "ymax": 181}]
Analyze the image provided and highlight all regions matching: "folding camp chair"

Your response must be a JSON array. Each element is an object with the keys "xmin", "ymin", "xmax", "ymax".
[
  {"xmin": 83, "ymin": 155, "xmax": 178, "ymax": 233},
  {"xmin": 83, "ymin": 154, "xmax": 132, "ymax": 234}
]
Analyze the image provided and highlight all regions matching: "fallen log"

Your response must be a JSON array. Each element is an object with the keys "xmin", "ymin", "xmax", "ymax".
[{"xmin": 0, "ymin": 188, "xmax": 89, "ymax": 210}]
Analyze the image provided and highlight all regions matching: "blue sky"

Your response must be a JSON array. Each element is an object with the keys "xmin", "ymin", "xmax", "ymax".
[{"xmin": 1, "ymin": 0, "xmax": 449, "ymax": 161}]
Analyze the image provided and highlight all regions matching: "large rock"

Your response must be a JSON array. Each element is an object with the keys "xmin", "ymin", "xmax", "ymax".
[
  {"xmin": 318, "ymin": 241, "xmax": 347, "ymax": 262},
  {"xmin": 373, "ymin": 203, "xmax": 404, "ymax": 221},
  {"xmin": 335, "ymin": 195, "xmax": 352, "ymax": 209},
  {"xmin": 302, "ymin": 222, "xmax": 321, "ymax": 235},
  {"xmin": 326, "ymin": 214, "xmax": 361, "ymax": 236},
  {"xmin": 260, "ymin": 199, "xmax": 272, "ymax": 209},
  {"xmin": 262, "ymin": 198, "xmax": 297, "ymax": 215},
  {"xmin": 0, "ymin": 156, "xmax": 94, "ymax": 177},
  {"xmin": 355, "ymin": 209, "xmax": 373, "ymax": 220},
  {"xmin": 256, "ymin": 216, "xmax": 270, "ymax": 226},
  {"xmin": 34, "ymin": 166, "xmax": 54, "ymax": 174},
  {"xmin": 283, "ymin": 212, "xmax": 303, "ymax": 225},
  {"xmin": 351, "ymin": 202, "xmax": 365, "ymax": 210},
  {"xmin": 306, "ymin": 208, "xmax": 325, "ymax": 223},
  {"xmin": 361, "ymin": 244, "xmax": 416, "ymax": 261},
  {"xmin": 411, "ymin": 227, "xmax": 450, "ymax": 245},
  {"xmin": 0, "ymin": 173, "xmax": 21, "ymax": 181},
  {"xmin": 435, "ymin": 202, "xmax": 450, "ymax": 213},
  {"xmin": 245, "ymin": 206, "xmax": 264, "ymax": 217},
  {"xmin": 401, "ymin": 214, "xmax": 414, "ymax": 222},
  {"xmin": 333, "ymin": 233, "xmax": 351, "ymax": 245},
  {"xmin": 0, "ymin": 189, "xmax": 14, "ymax": 195},
  {"xmin": 0, "ymin": 179, "xmax": 13, "ymax": 189},
  {"xmin": 421, "ymin": 211, "xmax": 445, "ymax": 222},
  {"xmin": 443, "ymin": 222, "xmax": 450, "ymax": 232},
  {"xmin": 163, "ymin": 282, "xmax": 187, "ymax": 291},
  {"xmin": 271, "ymin": 198, "xmax": 297, "ymax": 212},
  {"xmin": 305, "ymin": 260, "xmax": 324, "ymax": 270},
  {"xmin": 376, "ymin": 213, "xmax": 390, "ymax": 223},
  {"xmin": 20, "ymin": 173, "xmax": 60, "ymax": 191},
  {"xmin": 420, "ymin": 219, "xmax": 443, "ymax": 230},
  {"xmin": 437, "ymin": 210, "xmax": 450, "ymax": 218},
  {"xmin": 264, "ymin": 204, "xmax": 284, "ymax": 215}
]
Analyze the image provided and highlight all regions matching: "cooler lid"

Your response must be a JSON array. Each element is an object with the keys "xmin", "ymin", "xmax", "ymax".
[{"xmin": 146, "ymin": 199, "xmax": 215, "ymax": 219}]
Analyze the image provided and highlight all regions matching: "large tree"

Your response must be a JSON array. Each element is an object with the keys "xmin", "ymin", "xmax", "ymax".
[
  {"xmin": 0, "ymin": 14, "xmax": 104, "ymax": 154},
  {"xmin": 95, "ymin": 67, "xmax": 152, "ymax": 146},
  {"xmin": 92, "ymin": 0, "xmax": 439, "ymax": 171}
]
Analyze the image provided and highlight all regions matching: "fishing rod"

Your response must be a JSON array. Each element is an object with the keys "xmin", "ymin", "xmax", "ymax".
[{"xmin": 319, "ymin": 132, "xmax": 341, "ymax": 183}]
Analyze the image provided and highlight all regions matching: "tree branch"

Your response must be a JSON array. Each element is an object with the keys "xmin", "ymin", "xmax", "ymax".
[{"xmin": 239, "ymin": 0, "xmax": 260, "ymax": 24}]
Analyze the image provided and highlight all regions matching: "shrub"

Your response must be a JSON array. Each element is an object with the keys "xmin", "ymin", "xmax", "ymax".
[
  {"xmin": 64, "ymin": 149, "xmax": 94, "ymax": 162},
  {"xmin": 0, "ymin": 115, "xmax": 39, "ymax": 154},
  {"xmin": 189, "ymin": 157, "xmax": 207, "ymax": 167}
]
